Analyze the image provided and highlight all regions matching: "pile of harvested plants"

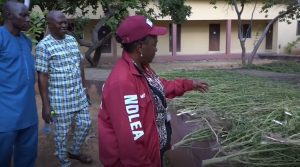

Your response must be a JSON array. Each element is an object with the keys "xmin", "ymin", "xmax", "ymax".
[{"xmin": 160, "ymin": 69, "xmax": 300, "ymax": 167}]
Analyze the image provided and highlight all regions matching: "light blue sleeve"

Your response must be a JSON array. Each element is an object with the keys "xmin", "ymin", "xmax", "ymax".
[{"xmin": 35, "ymin": 42, "xmax": 50, "ymax": 73}]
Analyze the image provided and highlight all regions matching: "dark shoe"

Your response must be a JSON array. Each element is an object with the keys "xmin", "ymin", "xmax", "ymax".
[{"xmin": 68, "ymin": 152, "xmax": 93, "ymax": 164}]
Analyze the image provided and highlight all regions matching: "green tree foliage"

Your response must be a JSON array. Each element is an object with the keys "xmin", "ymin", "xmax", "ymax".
[
  {"xmin": 0, "ymin": 0, "xmax": 5, "ymax": 24},
  {"xmin": 0, "ymin": 0, "xmax": 191, "ymax": 66},
  {"xmin": 285, "ymin": 37, "xmax": 300, "ymax": 54},
  {"xmin": 29, "ymin": 0, "xmax": 100, "ymax": 16},
  {"xmin": 26, "ymin": 11, "xmax": 46, "ymax": 45},
  {"xmin": 0, "ymin": 1, "xmax": 46, "ymax": 43},
  {"xmin": 16, "ymin": 0, "xmax": 191, "ymax": 66},
  {"xmin": 26, "ymin": 0, "xmax": 191, "ymax": 30},
  {"xmin": 71, "ymin": 17, "xmax": 89, "ymax": 39},
  {"xmin": 157, "ymin": 0, "xmax": 191, "ymax": 23}
]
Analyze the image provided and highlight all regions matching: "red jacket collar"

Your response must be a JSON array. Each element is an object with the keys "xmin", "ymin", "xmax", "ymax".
[{"xmin": 121, "ymin": 51, "xmax": 143, "ymax": 76}]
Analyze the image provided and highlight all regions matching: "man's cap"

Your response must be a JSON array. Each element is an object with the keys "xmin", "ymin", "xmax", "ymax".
[{"xmin": 116, "ymin": 15, "xmax": 167, "ymax": 44}]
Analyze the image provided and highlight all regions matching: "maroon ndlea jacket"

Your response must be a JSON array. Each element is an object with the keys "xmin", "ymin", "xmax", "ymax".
[{"xmin": 98, "ymin": 51, "xmax": 195, "ymax": 167}]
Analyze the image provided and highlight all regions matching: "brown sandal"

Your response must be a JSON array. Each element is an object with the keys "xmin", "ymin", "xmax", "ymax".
[{"xmin": 68, "ymin": 152, "xmax": 93, "ymax": 164}]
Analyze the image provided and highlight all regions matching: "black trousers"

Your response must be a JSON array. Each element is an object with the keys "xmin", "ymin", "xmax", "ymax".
[{"xmin": 160, "ymin": 121, "xmax": 172, "ymax": 166}]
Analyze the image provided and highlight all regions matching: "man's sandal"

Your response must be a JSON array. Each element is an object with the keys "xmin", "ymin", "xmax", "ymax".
[{"xmin": 68, "ymin": 152, "xmax": 93, "ymax": 164}]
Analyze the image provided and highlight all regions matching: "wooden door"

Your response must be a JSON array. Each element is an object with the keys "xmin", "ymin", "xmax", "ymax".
[
  {"xmin": 265, "ymin": 24, "xmax": 273, "ymax": 50},
  {"xmin": 209, "ymin": 24, "xmax": 220, "ymax": 51}
]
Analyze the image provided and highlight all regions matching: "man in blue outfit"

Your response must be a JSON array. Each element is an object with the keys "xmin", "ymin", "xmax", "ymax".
[{"xmin": 0, "ymin": 1, "xmax": 38, "ymax": 167}]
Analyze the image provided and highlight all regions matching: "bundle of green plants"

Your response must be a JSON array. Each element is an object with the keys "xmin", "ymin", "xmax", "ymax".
[{"xmin": 160, "ymin": 70, "xmax": 300, "ymax": 167}]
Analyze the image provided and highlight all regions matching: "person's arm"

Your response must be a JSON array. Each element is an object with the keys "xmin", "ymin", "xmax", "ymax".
[
  {"xmin": 160, "ymin": 77, "xmax": 209, "ymax": 99},
  {"xmin": 80, "ymin": 60, "xmax": 87, "ymax": 89},
  {"xmin": 100, "ymin": 81, "xmax": 155, "ymax": 166},
  {"xmin": 75, "ymin": 36, "xmax": 90, "ymax": 104},
  {"xmin": 35, "ymin": 43, "xmax": 52, "ymax": 123},
  {"xmin": 37, "ymin": 72, "xmax": 52, "ymax": 123},
  {"xmin": 80, "ymin": 57, "xmax": 91, "ymax": 104},
  {"xmin": 74, "ymin": 36, "xmax": 87, "ymax": 89}
]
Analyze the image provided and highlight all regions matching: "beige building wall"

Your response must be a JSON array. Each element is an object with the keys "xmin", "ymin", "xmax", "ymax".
[
  {"xmin": 80, "ymin": 19, "xmax": 282, "ymax": 56},
  {"xmin": 230, "ymin": 20, "xmax": 273, "ymax": 54},
  {"xmin": 81, "ymin": 21, "xmax": 172, "ymax": 57},
  {"xmin": 64, "ymin": 1, "xmax": 285, "ymax": 21},
  {"xmin": 153, "ymin": 0, "xmax": 287, "ymax": 21},
  {"xmin": 148, "ymin": 21, "xmax": 171, "ymax": 56},
  {"xmin": 58, "ymin": 1, "xmax": 298, "ymax": 57},
  {"xmin": 277, "ymin": 20, "xmax": 299, "ymax": 54},
  {"xmin": 181, "ymin": 21, "xmax": 208, "ymax": 55},
  {"xmin": 179, "ymin": 21, "xmax": 226, "ymax": 55},
  {"xmin": 273, "ymin": 21, "xmax": 279, "ymax": 53},
  {"xmin": 80, "ymin": 20, "xmax": 95, "ymax": 53}
]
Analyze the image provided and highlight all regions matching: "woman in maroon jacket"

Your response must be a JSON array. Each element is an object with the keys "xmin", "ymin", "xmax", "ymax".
[{"xmin": 98, "ymin": 15, "xmax": 209, "ymax": 167}]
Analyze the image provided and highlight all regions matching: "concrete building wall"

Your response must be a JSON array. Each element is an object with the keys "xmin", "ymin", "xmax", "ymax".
[
  {"xmin": 277, "ymin": 20, "xmax": 299, "ymax": 54},
  {"xmin": 273, "ymin": 21, "xmax": 279, "ymax": 54},
  {"xmin": 178, "ymin": 21, "xmax": 227, "ymax": 55},
  {"xmin": 61, "ymin": 1, "xmax": 299, "ymax": 57},
  {"xmin": 152, "ymin": 0, "xmax": 287, "ymax": 21},
  {"xmin": 61, "ymin": 1, "xmax": 286, "ymax": 21},
  {"xmin": 80, "ymin": 19, "xmax": 282, "ymax": 56},
  {"xmin": 230, "ymin": 20, "xmax": 272, "ymax": 54},
  {"xmin": 153, "ymin": 21, "xmax": 171, "ymax": 56}
]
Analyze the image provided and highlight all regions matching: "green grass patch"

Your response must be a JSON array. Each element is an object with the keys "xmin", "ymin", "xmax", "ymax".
[
  {"xmin": 245, "ymin": 61, "xmax": 300, "ymax": 73},
  {"xmin": 160, "ymin": 69, "xmax": 300, "ymax": 167}
]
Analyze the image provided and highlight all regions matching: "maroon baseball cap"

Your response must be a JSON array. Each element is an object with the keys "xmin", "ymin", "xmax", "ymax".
[{"xmin": 116, "ymin": 15, "xmax": 167, "ymax": 43}]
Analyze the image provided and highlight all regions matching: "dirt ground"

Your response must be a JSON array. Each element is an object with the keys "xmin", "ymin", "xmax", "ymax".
[
  {"xmin": 36, "ymin": 96, "xmax": 102, "ymax": 167},
  {"xmin": 36, "ymin": 60, "xmax": 246, "ymax": 167},
  {"xmin": 35, "ymin": 59, "xmax": 300, "ymax": 167}
]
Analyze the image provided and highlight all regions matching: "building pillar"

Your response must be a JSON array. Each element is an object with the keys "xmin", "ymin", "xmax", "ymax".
[
  {"xmin": 226, "ymin": 19, "xmax": 232, "ymax": 55},
  {"xmin": 172, "ymin": 23, "xmax": 177, "ymax": 56}
]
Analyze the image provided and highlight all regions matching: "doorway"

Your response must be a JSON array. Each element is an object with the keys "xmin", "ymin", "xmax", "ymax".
[
  {"xmin": 209, "ymin": 24, "xmax": 220, "ymax": 51},
  {"xmin": 265, "ymin": 24, "xmax": 273, "ymax": 50}
]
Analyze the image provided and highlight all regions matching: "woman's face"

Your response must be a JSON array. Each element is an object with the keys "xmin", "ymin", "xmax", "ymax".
[{"xmin": 140, "ymin": 35, "xmax": 158, "ymax": 65}]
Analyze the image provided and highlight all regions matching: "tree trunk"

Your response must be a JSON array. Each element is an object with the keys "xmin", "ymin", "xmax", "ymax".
[
  {"xmin": 248, "ymin": 4, "xmax": 300, "ymax": 64},
  {"xmin": 92, "ymin": 18, "xmax": 106, "ymax": 43},
  {"xmin": 232, "ymin": 0, "xmax": 247, "ymax": 65},
  {"xmin": 248, "ymin": 20, "xmax": 275, "ymax": 64},
  {"xmin": 84, "ymin": 33, "xmax": 112, "ymax": 66},
  {"xmin": 240, "ymin": 41, "xmax": 246, "ymax": 65},
  {"xmin": 84, "ymin": 2, "xmax": 114, "ymax": 66},
  {"xmin": 92, "ymin": 47, "xmax": 102, "ymax": 67}
]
